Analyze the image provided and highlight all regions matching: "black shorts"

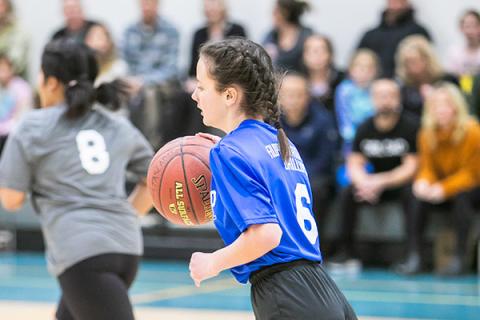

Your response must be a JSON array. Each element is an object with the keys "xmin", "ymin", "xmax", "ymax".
[{"xmin": 250, "ymin": 260, "xmax": 357, "ymax": 320}]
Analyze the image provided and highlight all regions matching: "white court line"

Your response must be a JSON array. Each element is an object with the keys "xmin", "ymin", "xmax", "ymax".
[{"xmin": 344, "ymin": 290, "xmax": 480, "ymax": 307}]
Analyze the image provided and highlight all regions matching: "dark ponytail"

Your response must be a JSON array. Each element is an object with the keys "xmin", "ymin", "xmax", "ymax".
[
  {"xmin": 41, "ymin": 39, "xmax": 129, "ymax": 119},
  {"xmin": 200, "ymin": 38, "xmax": 291, "ymax": 162}
]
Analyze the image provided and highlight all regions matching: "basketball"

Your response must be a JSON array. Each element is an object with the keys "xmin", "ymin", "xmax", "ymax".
[{"xmin": 147, "ymin": 136, "xmax": 216, "ymax": 226}]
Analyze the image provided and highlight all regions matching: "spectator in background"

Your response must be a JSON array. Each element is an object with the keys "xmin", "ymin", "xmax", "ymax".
[
  {"xmin": 0, "ymin": 0, "xmax": 29, "ymax": 78},
  {"xmin": 397, "ymin": 83, "xmax": 480, "ymax": 276},
  {"xmin": 0, "ymin": 53, "xmax": 32, "ymax": 154},
  {"xmin": 186, "ymin": 0, "xmax": 246, "ymax": 93},
  {"xmin": 358, "ymin": 0, "xmax": 431, "ymax": 78},
  {"xmin": 335, "ymin": 49, "xmax": 379, "ymax": 156},
  {"xmin": 263, "ymin": 0, "xmax": 312, "ymax": 72},
  {"xmin": 122, "ymin": 0, "xmax": 179, "ymax": 95},
  {"xmin": 280, "ymin": 73, "xmax": 338, "ymax": 231},
  {"xmin": 396, "ymin": 35, "xmax": 458, "ymax": 122},
  {"xmin": 85, "ymin": 23, "xmax": 128, "ymax": 86},
  {"xmin": 302, "ymin": 34, "xmax": 345, "ymax": 113},
  {"xmin": 446, "ymin": 10, "xmax": 480, "ymax": 78},
  {"xmin": 446, "ymin": 9, "xmax": 480, "ymax": 107},
  {"xmin": 123, "ymin": 0, "xmax": 202, "ymax": 151},
  {"xmin": 332, "ymin": 79, "xmax": 418, "ymax": 265},
  {"xmin": 52, "ymin": 0, "xmax": 97, "ymax": 43}
]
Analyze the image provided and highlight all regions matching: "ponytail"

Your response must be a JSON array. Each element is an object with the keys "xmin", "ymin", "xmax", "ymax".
[
  {"xmin": 95, "ymin": 79, "xmax": 130, "ymax": 111},
  {"xmin": 64, "ymin": 79, "xmax": 95, "ymax": 119},
  {"xmin": 273, "ymin": 120, "xmax": 291, "ymax": 163},
  {"xmin": 64, "ymin": 79, "xmax": 129, "ymax": 118}
]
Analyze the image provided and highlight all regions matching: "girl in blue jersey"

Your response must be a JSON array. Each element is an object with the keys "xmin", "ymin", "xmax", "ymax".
[{"xmin": 189, "ymin": 38, "xmax": 356, "ymax": 319}]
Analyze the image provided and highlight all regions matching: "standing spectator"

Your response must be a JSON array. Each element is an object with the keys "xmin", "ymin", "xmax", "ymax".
[
  {"xmin": 335, "ymin": 49, "xmax": 379, "ymax": 156},
  {"xmin": 51, "ymin": 0, "xmax": 97, "ymax": 43},
  {"xmin": 85, "ymin": 23, "xmax": 128, "ymax": 86},
  {"xmin": 186, "ymin": 0, "xmax": 246, "ymax": 93},
  {"xmin": 446, "ymin": 10, "xmax": 480, "ymax": 79},
  {"xmin": 280, "ymin": 73, "xmax": 338, "ymax": 231},
  {"xmin": 396, "ymin": 35, "xmax": 458, "ymax": 121},
  {"xmin": 358, "ymin": 0, "xmax": 431, "ymax": 78},
  {"xmin": 263, "ymin": 0, "xmax": 312, "ymax": 72},
  {"xmin": 0, "ymin": 0, "xmax": 29, "ymax": 78},
  {"xmin": 0, "ymin": 53, "xmax": 32, "ymax": 154},
  {"xmin": 333, "ymin": 79, "xmax": 418, "ymax": 264},
  {"xmin": 302, "ymin": 34, "xmax": 345, "ymax": 112},
  {"xmin": 396, "ymin": 83, "xmax": 480, "ymax": 276}
]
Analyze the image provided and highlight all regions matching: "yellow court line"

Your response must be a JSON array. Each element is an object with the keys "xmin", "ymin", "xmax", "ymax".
[{"xmin": 132, "ymin": 278, "xmax": 240, "ymax": 304}]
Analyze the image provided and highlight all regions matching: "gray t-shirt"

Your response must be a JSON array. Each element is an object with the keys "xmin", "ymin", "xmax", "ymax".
[{"xmin": 0, "ymin": 104, "xmax": 154, "ymax": 276}]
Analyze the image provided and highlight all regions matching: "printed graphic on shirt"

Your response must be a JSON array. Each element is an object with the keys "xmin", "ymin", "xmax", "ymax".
[
  {"xmin": 360, "ymin": 138, "xmax": 409, "ymax": 158},
  {"xmin": 265, "ymin": 143, "xmax": 307, "ymax": 174}
]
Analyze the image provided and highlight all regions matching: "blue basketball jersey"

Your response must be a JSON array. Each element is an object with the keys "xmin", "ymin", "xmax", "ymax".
[{"xmin": 210, "ymin": 119, "xmax": 322, "ymax": 284}]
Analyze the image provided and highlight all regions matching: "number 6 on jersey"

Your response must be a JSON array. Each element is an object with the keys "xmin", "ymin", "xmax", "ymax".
[
  {"xmin": 76, "ymin": 130, "xmax": 110, "ymax": 175},
  {"xmin": 295, "ymin": 183, "xmax": 318, "ymax": 244}
]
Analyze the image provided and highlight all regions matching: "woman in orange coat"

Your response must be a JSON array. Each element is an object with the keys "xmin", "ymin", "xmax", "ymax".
[{"xmin": 397, "ymin": 82, "xmax": 480, "ymax": 276}]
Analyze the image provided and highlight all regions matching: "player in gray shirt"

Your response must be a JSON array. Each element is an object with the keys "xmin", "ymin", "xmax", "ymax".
[{"xmin": 0, "ymin": 39, "xmax": 154, "ymax": 320}]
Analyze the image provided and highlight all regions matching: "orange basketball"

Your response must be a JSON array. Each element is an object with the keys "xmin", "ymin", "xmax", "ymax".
[{"xmin": 147, "ymin": 136, "xmax": 216, "ymax": 226}]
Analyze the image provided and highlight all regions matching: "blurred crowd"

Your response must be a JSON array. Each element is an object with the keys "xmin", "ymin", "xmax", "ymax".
[{"xmin": 1, "ymin": 0, "xmax": 480, "ymax": 276}]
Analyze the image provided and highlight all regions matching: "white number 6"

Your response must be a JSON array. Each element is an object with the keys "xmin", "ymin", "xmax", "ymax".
[
  {"xmin": 295, "ymin": 183, "xmax": 318, "ymax": 244},
  {"xmin": 76, "ymin": 130, "xmax": 110, "ymax": 175}
]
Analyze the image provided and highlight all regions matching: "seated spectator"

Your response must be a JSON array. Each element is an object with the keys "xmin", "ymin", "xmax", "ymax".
[
  {"xmin": 333, "ymin": 79, "xmax": 419, "ymax": 265},
  {"xmin": 446, "ymin": 9, "xmax": 480, "ymax": 83},
  {"xmin": 335, "ymin": 49, "xmax": 379, "ymax": 156},
  {"xmin": 263, "ymin": 0, "xmax": 312, "ymax": 72},
  {"xmin": 358, "ymin": 0, "xmax": 431, "ymax": 78},
  {"xmin": 123, "ymin": 0, "xmax": 202, "ymax": 150},
  {"xmin": 85, "ymin": 23, "xmax": 128, "ymax": 86},
  {"xmin": 280, "ymin": 73, "xmax": 338, "ymax": 230},
  {"xmin": 122, "ymin": 0, "xmax": 178, "ymax": 95},
  {"xmin": 0, "ymin": 0, "xmax": 29, "ymax": 78},
  {"xmin": 0, "ymin": 53, "xmax": 32, "ymax": 153},
  {"xmin": 186, "ymin": 0, "xmax": 246, "ymax": 93},
  {"xmin": 51, "ymin": 0, "xmax": 97, "ymax": 43},
  {"xmin": 396, "ymin": 35, "xmax": 458, "ymax": 121},
  {"xmin": 396, "ymin": 83, "xmax": 480, "ymax": 276},
  {"xmin": 302, "ymin": 34, "xmax": 345, "ymax": 112}
]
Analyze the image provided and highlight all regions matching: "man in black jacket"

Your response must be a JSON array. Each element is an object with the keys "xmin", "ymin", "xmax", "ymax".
[{"xmin": 358, "ymin": 0, "xmax": 431, "ymax": 78}]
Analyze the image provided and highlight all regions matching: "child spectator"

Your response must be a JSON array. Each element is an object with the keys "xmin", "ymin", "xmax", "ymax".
[
  {"xmin": 0, "ymin": 53, "xmax": 32, "ymax": 153},
  {"xmin": 335, "ymin": 49, "xmax": 379, "ymax": 156}
]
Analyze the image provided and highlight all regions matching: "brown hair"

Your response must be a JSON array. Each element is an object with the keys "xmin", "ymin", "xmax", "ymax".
[
  {"xmin": 460, "ymin": 9, "xmax": 480, "ymax": 26},
  {"xmin": 277, "ymin": 0, "xmax": 310, "ymax": 26},
  {"xmin": 200, "ymin": 38, "xmax": 291, "ymax": 162}
]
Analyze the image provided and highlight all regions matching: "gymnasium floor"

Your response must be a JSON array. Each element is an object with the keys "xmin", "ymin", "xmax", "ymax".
[{"xmin": 0, "ymin": 253, "xmax": 478, "ymax": 319}]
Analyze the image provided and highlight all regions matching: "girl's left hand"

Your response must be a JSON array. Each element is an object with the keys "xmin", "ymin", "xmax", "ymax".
[{"xmin": 189, "ymin": 252, "xmax": 220, "ymax": 287}]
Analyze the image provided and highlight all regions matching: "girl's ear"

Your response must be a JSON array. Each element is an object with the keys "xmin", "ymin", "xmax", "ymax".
[{"xmin": 224, "ymin": 86, "xmax": 239, "ymax": 106}]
